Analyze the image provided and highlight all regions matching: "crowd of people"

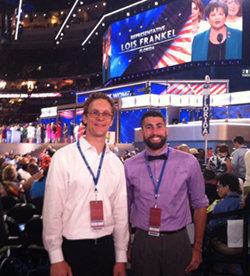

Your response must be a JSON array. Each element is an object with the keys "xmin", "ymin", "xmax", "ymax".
[
  {"xmin": 0, "ymin": 146, "xmax": 56, "ymax": 203},
  {"xmin": 0, "ymin": 121, "xmax": 85, "ymax": 144},
  {"xmin": 0, "ymin": 93, "xmax": 249, "ymax": 276}
]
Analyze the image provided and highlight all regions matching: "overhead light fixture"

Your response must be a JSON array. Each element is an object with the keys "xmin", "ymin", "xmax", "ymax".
[
  {"xmin": 15, "ymin": 0, "xmax": 23, "ymax": 40},
  {"xmin": 55, "ymin": 0, "xmax": 79, "ymax": 41},
  {"xmin": 81, "ymin": 0, "xmax": 147, "ymax": 47}
]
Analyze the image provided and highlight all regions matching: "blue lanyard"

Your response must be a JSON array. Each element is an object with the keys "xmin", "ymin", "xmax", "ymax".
[
  {"xmin": 145, "ymin": 148, "xmax": 170, "ymax": 207},
  {"xmin": 77, "ymin": 140, "xmax": 106, "ymax": 194}
]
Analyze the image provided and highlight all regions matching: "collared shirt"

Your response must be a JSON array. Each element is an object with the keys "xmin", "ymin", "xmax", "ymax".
[
  {"xmin": 43, "ymin": 137, "xmax": 129, "ymax": 264},
  {"xmin": 209, "ymin": 193, "xmax": 242, "ymax": 228},
  {"xmin": 231, "ymin": 146, "xmax": 249, "ymax": 179},
  {"xmin": 125, "ymin": 146, "xmax": 208, "ymax": 232}
]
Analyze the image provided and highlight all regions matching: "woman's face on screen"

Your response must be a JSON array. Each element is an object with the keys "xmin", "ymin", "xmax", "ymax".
[
  {"xmin": 192, "ymin": 2, "xmax": 201, "ymax": 22},
  {"xmin": 226, "ymin": 0, "xmax": 240, "ymax": 17},
  {"xmin": 207, "ymin": 7, "xmax": 226, "ymax": 30}
]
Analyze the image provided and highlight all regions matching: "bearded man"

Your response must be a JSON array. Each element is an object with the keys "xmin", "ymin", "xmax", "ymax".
[{"xmin": 124, "ymin": 110, "xmax": 208, "ymax": 276}]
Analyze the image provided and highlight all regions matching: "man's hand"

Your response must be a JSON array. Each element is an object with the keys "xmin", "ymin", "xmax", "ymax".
[
  {"xmin": 50, "ymin": 261, "xmax": 72, "ymax": 276},
  {"xmin": 185, "ymin": 248, "xmax": 202, "ymax": 273},
  {"xmin": 113, "ymin": 262, "xmax": 126, "ymax": 276}
]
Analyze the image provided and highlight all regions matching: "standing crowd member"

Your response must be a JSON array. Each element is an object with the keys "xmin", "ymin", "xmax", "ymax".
[
  {"xmin": 78, "ymin": 122, "xmax": 85, "ymax": 140},
  {"xmin": 231, "ymin": 136, "xmax": 249, "ymax": 182},
  {"xmin": 125, "ymin": 110, "xmax": 208, "ymax": 276},
  {"xmin": 63, "ymin": 123, "xmax": 68, "ymax": 143},
  {"xmin": 74, "ymin": 122, "xmax": 79, "ymax": 142},
  {"xmin": 46, "ymin": 123, "xmax": 51, "ymax": 143},
  {"xmin": 207, "ymin": 143, "xmax": 232, "ymax": 175},
  {"xmin": 27, "ymin": 123, "xmax": 35, "ymax": 143},
  {"xmin": 51, "ymin": 122, "xmax": 57, "ymax": 143},
  {"xmin": 69, "ymin": 121, "xmax": 74, "ymax": 143},
  {"xmin": 41, "ymin": 123, "xmax": 46, "ymax": 143},
  {"xmin": 43, "ymin": 93, "xmax": 129, "ymax": 276},
  {"xmin": 56, "ymin": 122, "xmax": 62, "ymax": 143},
  {"xmin": 36, "ymin": 124, "xmax": 41, "ymax": 144}
]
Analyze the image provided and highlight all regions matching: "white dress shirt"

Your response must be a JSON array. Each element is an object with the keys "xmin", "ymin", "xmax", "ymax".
[{"xmin": 43, "ymin": 137, "xmax": 129, "ymax": 264}]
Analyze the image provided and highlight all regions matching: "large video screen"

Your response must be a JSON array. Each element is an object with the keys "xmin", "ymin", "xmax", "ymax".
[{"xmin": 103, "ymin": 0, "xmax": 243, "ymax": 82}]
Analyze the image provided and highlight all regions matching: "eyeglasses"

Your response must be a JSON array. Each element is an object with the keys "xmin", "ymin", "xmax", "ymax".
[
  {"xmin": 87, "ymin": 110, "xmax": 113, "ymax": 119},
  {"xmin": 217, "ymin": 184, "xmax": 224, "ymax": 189}
]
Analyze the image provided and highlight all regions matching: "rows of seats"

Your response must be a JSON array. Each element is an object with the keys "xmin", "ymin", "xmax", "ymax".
[
  {"xmin": 0, "ymin": 196, "xmax": 49, "ymax": 275},
  {"xmin": 201, "ymin": 192, "xmax": 250, "ymax": 276},
  {"xmin": 1, "ymin": 193, "xmax": 250, "ymax": 275}
]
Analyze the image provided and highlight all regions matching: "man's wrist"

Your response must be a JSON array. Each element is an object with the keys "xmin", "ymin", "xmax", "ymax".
[{"xmin": 192, "ymin": 246, "xmax": 202, "ymax": 253}]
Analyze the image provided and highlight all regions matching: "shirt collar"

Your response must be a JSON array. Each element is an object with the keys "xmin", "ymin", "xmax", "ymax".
[
  {"xmin": 225, "ymin": 193, "xmax": 240, "ymax": 199},
  {"xmin": 79, "ymin": 137, "xmax": 110, "ymax": 155},
  {"xmin": 239, "ymin": 145, "xmax": 247, "ymax": 149}
]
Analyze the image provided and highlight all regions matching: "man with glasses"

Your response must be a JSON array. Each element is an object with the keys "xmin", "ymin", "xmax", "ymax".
[
  {"xmin": 43, "ymin": 93, "xmax": 129, "ymax": 276},
  {"xmin": 210, "ymin": 173, "xmax": 242, "ymax": 228}
]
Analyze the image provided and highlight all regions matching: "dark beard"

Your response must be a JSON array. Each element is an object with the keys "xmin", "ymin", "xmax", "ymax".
[{"xmin": 143, "ymin": 135, "xmax": 167, "ymax": 151}]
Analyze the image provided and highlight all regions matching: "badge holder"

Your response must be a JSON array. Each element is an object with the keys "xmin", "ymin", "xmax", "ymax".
[
  {"xmin": 90, "ymin": 200, "xmax": 104, "ymax": 230},
  {"xmin": 148, "ymin": 206, "xmax": 161, "ymax": 237}
]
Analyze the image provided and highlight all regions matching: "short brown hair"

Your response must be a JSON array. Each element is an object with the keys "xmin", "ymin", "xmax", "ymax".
[
  {"xmin": 205, "ymin": 0, "xmax": 228, "ymax": 18},
  {"xmin": 83, "ymin": 93, "xmax": 116, "ymax": 118},
  {"xmin": 219, "ymin": 143, "xmax": 230, "ymax": 157},
  {"xmin": 2, "ymin": 165, "xmax": 17, "ymax": 181},
  {"xmin": 140, "ymin": 110, "xmax": 166, "ymax": 128}
]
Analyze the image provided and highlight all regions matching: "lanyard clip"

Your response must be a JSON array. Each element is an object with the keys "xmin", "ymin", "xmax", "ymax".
[
  {"xmin": 95, "ymin": 188, "xmax": 98, "ymax": 201},
  {"xmin": 154, "ymin": 194, "xmax": 158, "ymax": 208}
]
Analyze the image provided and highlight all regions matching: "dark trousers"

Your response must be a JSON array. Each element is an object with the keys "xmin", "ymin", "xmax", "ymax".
[
  {"xmin": 62, "ymin": 235, "xmax": 115, "ymax": 276},
  {"xmin": 131, "ymin": 228, "xmax": 192, "ymax": 276}
]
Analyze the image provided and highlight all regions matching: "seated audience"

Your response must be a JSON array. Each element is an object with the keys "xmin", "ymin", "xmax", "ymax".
[
  {"xmin": 0, "ymin": 164, "xmax": 25, "ymax": 201},
  {"xmin": 203, "ymin": 168, "xmax": 220, "ymax": 204},
  {"xmin": 18, "ymin": 157, "xmax": 31, "ymax": 180},
  {"xmin": 30, "ymin": 167, "xmax": 48, "ymax": 198},
  {"xmin": 209, "ymin": 173, "xmax": 242, "ymax": 228},
  {"xmin": 30, "ymin": 155, "xmax": 51, "ymax": 198},
  {"xmin": 27, "ymin": 163, "xmax": 39, "ymax": 176}
]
